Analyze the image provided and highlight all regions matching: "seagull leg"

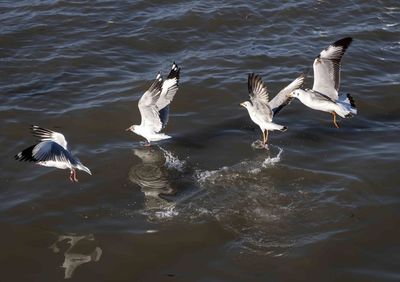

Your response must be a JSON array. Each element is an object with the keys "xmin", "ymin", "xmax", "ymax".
[
  {"xmin": 332, "ymin": 112, "xmax": 340, "ymax": 128},
  {"xmin": 69, "ymin": 170, "xmax": 74, "ymax": 182},
  {"xmin": 73, "ymin": 169, "xmax": 79, "ymax": 182},
  {"xmin": 263, "ymin": 130, "xmax": 268, "ymax": 145}
]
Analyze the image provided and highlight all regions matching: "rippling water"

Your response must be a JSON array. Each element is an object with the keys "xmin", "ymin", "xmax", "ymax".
[{"xmin": 1, "ymin": 0, "xmax": 400, "ymax": 281}]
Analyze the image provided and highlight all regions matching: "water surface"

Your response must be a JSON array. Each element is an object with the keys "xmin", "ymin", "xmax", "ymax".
[{"xmin": 1, "ymin": 0, "xmax": 400, "ymax": 281}]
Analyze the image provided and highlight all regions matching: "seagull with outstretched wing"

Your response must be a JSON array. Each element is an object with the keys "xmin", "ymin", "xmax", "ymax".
[
  {"xmin": 15, "ymin": 125, "xmax": 91, "ymax": 182},
  {"xmin": 290, "ymin": 37, "xmax": 357, "ymax": 128},
  {"xmin": 240, "ymin": 73, "xmax": 303, "ymax": 145},
  {"xmin": 126, "ymin": 62, "xmax": 181, "ymax": 145}
]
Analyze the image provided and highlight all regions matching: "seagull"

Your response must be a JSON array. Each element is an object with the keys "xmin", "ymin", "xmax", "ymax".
[
  {"xmin": 14, "ymin": 125, "xmax": 91, "ymax": 182},
  {"xmin": 289, "ymin": 37, "xmax": 357, "ymax": 128},
  {"xmin": 240, "ymin": 73, "xmax": 304, "ymax": 145},
  {"xmin": 126, "ymin": 62, "xmax": 181, "ymax": 145}
]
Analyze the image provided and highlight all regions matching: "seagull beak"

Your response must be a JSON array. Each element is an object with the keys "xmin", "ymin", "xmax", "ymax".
[
  {"xmin": 125, "ymin": 127, "xmax": 132, "ymax": 132},
  {"xmin": 240, "ymin": 102, "xmax": 245, "ymax": 107}
]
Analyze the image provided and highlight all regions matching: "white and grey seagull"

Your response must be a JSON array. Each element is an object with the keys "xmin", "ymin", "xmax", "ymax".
[
  {"xmin": 126, "ymin": 62, "xmax": 180, "ymax": 145},
  {"xmin": 290, "ymin": 37, "xmax": 357, "ymax": 128},
  {"xmin": 241, "ymin": 73, "xmax": 304, "ymax": 145},
  {"xmin": 15, "ymin": 125, "xmax": 91, "ymax": 182}
]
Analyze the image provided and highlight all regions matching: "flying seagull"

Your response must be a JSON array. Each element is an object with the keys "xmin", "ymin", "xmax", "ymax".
[
  {"xmin": 14, "ymin": 125, "xmax": 91, "ymax": 182},
  {"xmin": 240, "ymin": 73, "xmax": 304, "ymax": 145},
  {"xmin": 126, "ymin": 62, "xmax": 180, "ymax": 145},
  {"xmin": 290, "ymin": 37, "xmax": 357, "ymax": 128}
]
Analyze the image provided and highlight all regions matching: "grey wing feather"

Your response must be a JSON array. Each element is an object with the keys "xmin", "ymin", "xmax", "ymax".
[
  {"xmin": 138, "ymin": 73, "xmax": 163, "ymax": 108},
  {"xmin": 156, "ymin": 62, "xmax": 180, "ymax": 111},
  {"xmin": 138, "ymin": 74, "xmax": 164, "ymax": 132},
  {"xmin": 248, "ymin": 73, "xmax": 269, "ymax": 104},
  {"xmin": 312, "ymin": 37, "xmax": 352, "ymax": 100},
  {"xmin": 309, "ymin": 90, "xmax": 337, "ymax": 103},
  {"xmin": 31, "ymin": 125, "xmax": 68, "ymax": 149},
  {"xmin": 269, "ymin": 74, "xmax": 305, "ymax": 116}
]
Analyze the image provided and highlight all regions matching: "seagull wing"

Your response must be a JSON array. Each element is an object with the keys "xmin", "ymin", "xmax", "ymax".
[
  {"xmin": 269, "ymin": 74, "xmax": 305, "ymax": 116},
  {"xmin": 31, "ymin": 125, "xmax": 68, "ymax": 149},
  {"xmin": 15, "ymin": 140, "xmax": 78, "ymax": 166},
  {"xmin": 312, "ymin": 37, "xmax": 352, "ymax": 100},
  {"xmin": 156, "ymin": 62, "xmax": 180, "ymax": 111},
  {"xmin": 138, "ymin": 73, "xmax": 163, "ymax": 133},
  {"xmin": 158, "ymin": 106, "xmax": 170, "ymax": 129},
  {"xmin": 248, "ymin": 73, "xmax": 269, "ymax": 105},
  {"xmin": 156, "ymin": 62, "xmax": 180, "ymax": 128},
  {"xmin": 310, "ymin": 90, "xmax": 337, "ymax": 103}
]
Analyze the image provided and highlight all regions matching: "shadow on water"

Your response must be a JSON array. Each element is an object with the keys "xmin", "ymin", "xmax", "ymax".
[{"xmin": 49, "ymin": 233, "xmax": 102, "ymax": 279}]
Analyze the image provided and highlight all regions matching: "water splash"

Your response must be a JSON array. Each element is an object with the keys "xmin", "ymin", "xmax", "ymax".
[
  {"xmin": 195, "ymin": 146, "xmax": 283, "ymax": 182},
  {"xmin": 159, "ymin": 146, "xmax": 186, "ymax": 172}
]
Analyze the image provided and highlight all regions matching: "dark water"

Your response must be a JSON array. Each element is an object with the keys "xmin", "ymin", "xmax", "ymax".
[{"xmin": 1, "ymin": 0, "xmax": 400, "ymax": 281}]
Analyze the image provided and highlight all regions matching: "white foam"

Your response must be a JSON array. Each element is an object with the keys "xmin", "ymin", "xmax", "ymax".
[
  {"xmin": 154, "ymin": 206, "xmax": 179, "ymax": 219},
  {"xmin": 194, "ymin": 169, "xmax": 219, "ymax": 184},
  {"xmin": 160, "ymin": 147, "xmax": 186, "ymax": 172}
]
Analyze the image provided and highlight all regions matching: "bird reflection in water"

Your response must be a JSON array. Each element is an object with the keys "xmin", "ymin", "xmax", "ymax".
[
  {"xmin": 49, "ymin": 234, "xmax": 102, "ymax": 279},
  {"xmin": 129, "ymin": 146, "xmax": 184, "ymax": 219}
]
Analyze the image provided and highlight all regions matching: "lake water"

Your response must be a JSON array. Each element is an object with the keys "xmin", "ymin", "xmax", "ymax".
[{"xmin": 1, "ymin": 0, "xmax": 400, "ymax": 281}]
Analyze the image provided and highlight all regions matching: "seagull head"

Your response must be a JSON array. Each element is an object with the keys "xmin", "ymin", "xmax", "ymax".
[{"xmin": 240, "ymin": 101, "xmax": 251, "ymax": 109}]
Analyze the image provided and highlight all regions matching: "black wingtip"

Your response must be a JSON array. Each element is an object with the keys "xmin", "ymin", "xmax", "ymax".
[
  {"xmin": 30, "ymin": 124, "xmax": 39, "ymax": 132},
  {"xmin": 30, "ymin": 125, "xmax": 49, "ymax": 131},
  {"xmin": 247, "ymin": 73, "xmax": 255, "ymax": 93},
  {"xmin": 14, "ymin": 144, "xmax": 38, "ymax": 162},
  {"xmin": 247, "ymin": 73, "xmax": 267, "ymax": 96},
  {"xmin": 167, "ymin": 62, "xmax": 180, "ymax": 80},
  {"xmin": 333, "ymin": 37, "xmax": 353, "ymax": 49}
]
